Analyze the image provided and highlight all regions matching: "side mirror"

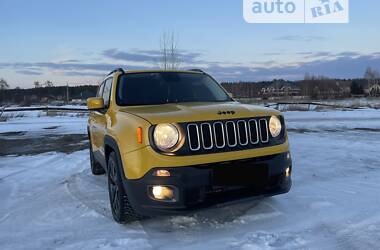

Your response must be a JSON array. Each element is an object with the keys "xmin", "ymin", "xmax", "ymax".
[
  {"xmin": 227, "ymin": 92, "xmax": 234, "ymax": 98},
  {"xmin": 87, "ymin": 97, "xmax": 104, "ymax": 110}
]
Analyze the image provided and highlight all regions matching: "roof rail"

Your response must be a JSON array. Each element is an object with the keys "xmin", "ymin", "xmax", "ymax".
[
  {"xmin": 107, "ymin": 68, "xmax": 125, "ymax": 76},
  {"xmin": 189, "ymin": 68, "xmax": 205, "ymax": 73}
]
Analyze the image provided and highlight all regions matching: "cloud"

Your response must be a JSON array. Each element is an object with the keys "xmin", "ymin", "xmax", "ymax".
[
  {"xmin": 207, "ymin": 53, "xmax": 380, "ymax": 81},
  {"xmin": 62, "ymin": 71, "xmax": 106, "ymax": 77},
  {"xmin": 102, "ymin": 48, "xmax": 203, "ymax": 64},
  {"xmin": 0, "ymin": 61, "xmax": 155, "ymax": 80},
  {"xmin": 296, "ymin": 52, "xmax": 314, "ymax": 55},
  {"xmin": 59, "ymin": 59, "xmax": 81, "ymax": 63},
  {"xmin": 15, "ymin": 69, "xmax": 43, "ymax": 75},
  {"xmin": 274, "ymin": 35, "xmax": 327, "ymax": 42},
  {"xmin": 297, "ymin": 51, "xmax": 361, "ymax": 60},
  {"xmin": 1, "ymin": 50, "xmax": 380, "ymax": 82},
  {"xmin": 102, "ymin": 49, "xmax": 160, "ymax": 63},
  {"xmin": 0, "ymin": 62, "xmax": 141, "ymax": 73},
  {"xmin": 302, "ymin": 51, "xmax": 332, "ymax": 59},
  {"xmin": 336, "ymin": 51, "xmax": 361, "ymax": 57},
  {"xmin": 260, "ymin": 52, "xmax": 284, "ymax": 56}
]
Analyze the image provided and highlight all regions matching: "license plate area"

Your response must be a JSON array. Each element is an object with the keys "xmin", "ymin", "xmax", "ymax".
[{"xmin": 212, "ymin": 162, "xmax": 268, "ymax": 187}]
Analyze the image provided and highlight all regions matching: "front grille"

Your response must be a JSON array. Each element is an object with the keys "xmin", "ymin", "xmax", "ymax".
[
  {"xmin": 187, "ymin": 124, "xmax": 201, "ymax": 151},
  {"xmin": 186, "ymin": 117, "xmax": 273, "ymax": 152}
]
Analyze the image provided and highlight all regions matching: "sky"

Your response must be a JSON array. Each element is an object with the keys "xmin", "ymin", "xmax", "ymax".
[{"xmin": 0, "ymin": 0, "xmax": 380, "ymax": 88}]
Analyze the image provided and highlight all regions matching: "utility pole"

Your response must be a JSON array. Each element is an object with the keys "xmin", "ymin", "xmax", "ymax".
[{"xmin": 66, "ymin": 82, "xmax": 69, "ymax": 104}]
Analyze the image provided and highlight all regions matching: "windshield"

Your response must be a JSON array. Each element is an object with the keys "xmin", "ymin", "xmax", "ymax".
[{"xmin": 116, "ymin": 72, "xmax": 232, "ymax": 106}]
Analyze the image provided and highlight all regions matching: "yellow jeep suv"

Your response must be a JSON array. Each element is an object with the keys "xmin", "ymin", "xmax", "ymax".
[{"xmin": 87, "ymin": 68, "xmax": 292, "ymax": 223}]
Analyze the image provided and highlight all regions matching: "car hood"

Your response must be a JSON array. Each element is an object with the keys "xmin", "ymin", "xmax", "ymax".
[{"xmin": 118, "ymin": 102, "xmax": 280, "ymax": 124}]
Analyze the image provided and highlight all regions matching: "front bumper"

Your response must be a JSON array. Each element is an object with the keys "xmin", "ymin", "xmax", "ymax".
[{"xmin": 122, "ymin": 152, "xmax": 292, "ymax": 216}]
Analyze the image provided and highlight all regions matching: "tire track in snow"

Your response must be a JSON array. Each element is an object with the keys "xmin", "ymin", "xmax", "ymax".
[{"xmin": 64, "ymin": 170, "xmax": 112, "ymax": 220}]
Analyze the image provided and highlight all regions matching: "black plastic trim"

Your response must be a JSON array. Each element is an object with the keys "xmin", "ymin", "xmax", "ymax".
[
  {"xmin": 121, "ymin": 152, "xmax": 292, "ymax": 216},
  {"xmin": 107, "ymin": 68, "xmax": 125, "ymax": 76}
]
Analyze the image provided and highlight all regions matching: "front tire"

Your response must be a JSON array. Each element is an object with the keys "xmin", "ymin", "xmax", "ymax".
[{"xmin": 107, "ymin": 151, "xmax": 142, "ymax": 223}]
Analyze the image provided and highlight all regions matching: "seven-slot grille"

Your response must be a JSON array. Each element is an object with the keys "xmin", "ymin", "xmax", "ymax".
[{"xmin": 187, "ymin": 118, "xmax": 270, "ymax": 152}]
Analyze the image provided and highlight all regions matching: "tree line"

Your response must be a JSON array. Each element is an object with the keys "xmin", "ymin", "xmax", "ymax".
[
  {"xmin": 0, "ymin": 67, "xmax": 379, "ymax": 105},
  {"xmin": 222, "ymin": 67, "xmax": 380, "ymax": 99},
  {"xmin": 0, "ymin": 85, "xmax": 98, "ymax": 105}
]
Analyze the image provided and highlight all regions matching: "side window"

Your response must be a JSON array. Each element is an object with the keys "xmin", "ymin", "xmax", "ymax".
[
  {"xmin": 102, "ymin": 78, "xmax": 113, "ymax": 108},
  {"xmin": 97, "ymin": 83, "xmax": 105, "ymax": 97}
]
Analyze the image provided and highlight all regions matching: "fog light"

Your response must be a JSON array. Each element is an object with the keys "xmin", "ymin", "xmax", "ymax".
[
  {"xmin": 153, "ymin": 169, "xmax": 171, "ymax": 177},
  {"xmin": 285, "ymin": 167, "xmax": 291, "ymax": 177},
  {"xmin": 149, "ymin": 185, "xmax": 177, "ymax": 202}
]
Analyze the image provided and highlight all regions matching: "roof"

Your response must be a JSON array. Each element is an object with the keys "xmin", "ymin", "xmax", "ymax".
[
  {"xmin": 123, "ymin": 69, "xmax": 204, "ymax": 74},
  {"xmin": 98, "ymin": 69, "xmax": 206, "ymax": 85}
]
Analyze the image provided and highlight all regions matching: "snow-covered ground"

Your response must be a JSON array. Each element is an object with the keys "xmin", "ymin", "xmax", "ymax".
[
  {"xmin": 1, "ymin": 109, "xmax": 380, "ymax": 250},
  {"xmin": 0, "ymin": 115, "xmax": 87, "ymax": 135},
  {"xmin": 239, "ymin": 97, "xmax": 380, "ymax": 111},
  {"xmin": 0, "ymin": 110, "xmax": 87, "ymax": 135},
  {"xmin": 285, "ymin": 108, "xmax": 380, "ymax": 132}
]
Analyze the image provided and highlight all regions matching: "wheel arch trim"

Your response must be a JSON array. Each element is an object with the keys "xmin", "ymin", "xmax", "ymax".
[{"xmin": 104, "ymin": 135, "xmax": 128, "ymax": 180}]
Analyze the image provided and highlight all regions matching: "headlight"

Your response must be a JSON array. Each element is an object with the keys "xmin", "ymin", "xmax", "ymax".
[
  {"xmin": 153, "ymin": 124, "xmax": 180, "ymax": 151},
  {"xmin": 269, "ymin": 116, "xmax": 282, "ymax": 138}
]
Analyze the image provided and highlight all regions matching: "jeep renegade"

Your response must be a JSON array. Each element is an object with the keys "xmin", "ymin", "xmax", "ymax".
[{"xmin": 87, "ymin": 68, "xmax": 292, "ymax": 223}]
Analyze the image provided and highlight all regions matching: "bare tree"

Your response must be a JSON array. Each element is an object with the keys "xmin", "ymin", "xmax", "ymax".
[
  {"xmin": 159, "ymin": 31, "xmax": 181, "ymax": 69},
  {"xmin": 364, "ymin": 67, "xmax": 380, "ymax": 79},
  {"xmin": 304, "ymin": 72, "xmax": 312, "ymax": 81},
  {"xmin": 34, "ymin": 81, "xmax": 40, "ymax": 88},
  {"xmin": 0, "ymin": 78, "xmax": 9, "ymax": 90},
  {"xmin": 44, "ymin": 80, "xmax": 54, "ymax": 87}
]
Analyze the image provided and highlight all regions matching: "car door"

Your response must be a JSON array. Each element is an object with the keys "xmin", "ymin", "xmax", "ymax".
[
  {"xmin": 89, "ymin": 82, "xmax": 104, "ymax": 153},
  {"xmin": 96, "ymin": 77, "xmax": 113, "ymax": 157}
]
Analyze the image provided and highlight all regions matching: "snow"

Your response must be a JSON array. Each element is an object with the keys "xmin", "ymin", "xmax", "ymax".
[
  {"xmin": 0, "ymin": 106, "xmax": 88, "ymax": 136},
  {"xmin": 285, "ymin": 108, "xmax": 380, "ymax": 132},
  {"xmin": 0, "ymin": 113, "xmax": 87, "ymax": 135},
  {"xmin": 1, "ymin": 109, "xmax": 380, "ymax": 249},
  {"xmin": 260, "ymin": 98, "xmax": 380, "ymax": 111}
]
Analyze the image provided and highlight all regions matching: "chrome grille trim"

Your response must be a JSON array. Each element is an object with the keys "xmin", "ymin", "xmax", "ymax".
[
  {"xmin": 237, "ymin": 120, "xmax": 249, "ymax": 146},
  {"xmin": 213, "ymin": 122, "xmax": 226, "ymax": 148},
  {"xmin": 186, "ymin": 118, "xmax": 271, "ymax": 151},
  {"xmin": 248, "ymin": 119, "xmax": 259, "ymax": 144},
  {"xmin": 187, "ymin": 124, "xmax": 201, "ymax": 151},
  {"xmin": 259, "ymin": 118, "xmax": 269, "ymax": 143},
  {"xmin": 200, "ymin": 123, "xmax": 213, "ymax": 150},
  {"xmin": 225, "ymin": 121, "xmax": 238, "ymax": 147}
]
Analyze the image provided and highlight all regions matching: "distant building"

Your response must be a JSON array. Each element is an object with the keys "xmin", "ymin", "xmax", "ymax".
[
  {"xmin": 71, "ymin": 99, "xmax": 86, "ymax": 105},
  {"xmin": 260, "ymin": 80, "xmax": 301, "ymax": 97}
]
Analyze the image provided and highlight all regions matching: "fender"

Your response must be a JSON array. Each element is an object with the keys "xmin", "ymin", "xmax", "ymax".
[
  {"xmin": 104, "ymin": 135, "xmax": 127, "ymax": 179},
  {"xmin": 88, "ymin": 126, "xmax": 106, "ymax": 169},
  {"xmin": 104, "ymin": 135, "xmax": 143, "ymax": 213}
]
